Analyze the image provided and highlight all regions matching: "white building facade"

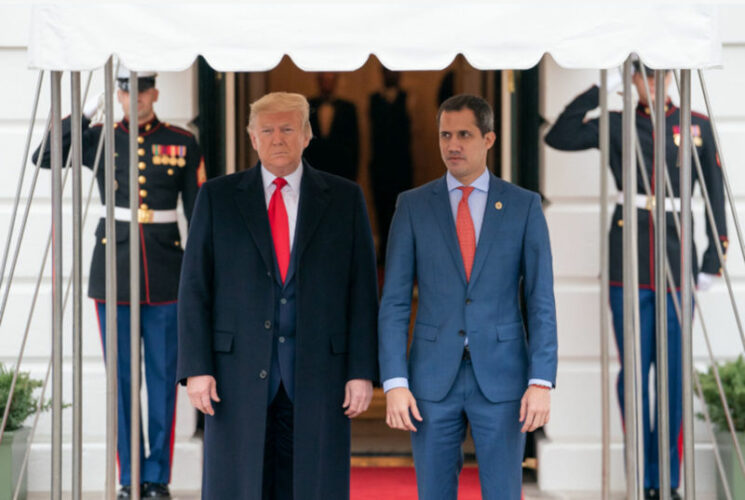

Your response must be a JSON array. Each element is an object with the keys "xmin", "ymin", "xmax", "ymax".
[{"xmin": 1, "ymin": 1, "xmax": 744, "ymax": 495}]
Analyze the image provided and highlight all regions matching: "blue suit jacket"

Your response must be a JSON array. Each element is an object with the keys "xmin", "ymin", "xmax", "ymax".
[{"xmin": 379, "ymin": 173, "xmax": 558, "ymax": 403}]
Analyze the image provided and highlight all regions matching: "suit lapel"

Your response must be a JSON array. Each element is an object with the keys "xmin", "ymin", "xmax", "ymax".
[
  {"xmin": 468, "ymin": 174, "xmax": 506, "ymax": 289},
  {"xmin": 233, "ymin": 167, "xmax": 276, "ymax": 283},
  {"xmin": 429, "ymin": 177, "xmax": 467, "ymax": 286},
  {"xmin": 291, "ymin": 162, "xmax": 331, "ymax": 278}
]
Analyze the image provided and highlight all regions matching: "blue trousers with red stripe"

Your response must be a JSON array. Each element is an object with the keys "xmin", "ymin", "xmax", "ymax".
[
  {"xmin": 609, "ymin": 286, "xmax": 683, "ymax": 490},
  {"xmin": 95, "ymin": 301, "xmax": 178, "ymax": 486}
]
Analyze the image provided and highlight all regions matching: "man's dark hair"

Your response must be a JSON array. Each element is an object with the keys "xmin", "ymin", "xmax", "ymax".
[{"xmin": 437, "ymin": 94, "xmax": 494, "ymax": 136}]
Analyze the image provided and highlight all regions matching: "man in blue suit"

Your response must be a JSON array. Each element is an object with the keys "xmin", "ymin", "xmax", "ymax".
[
  {"xmin": 379, "ymin": 94, "xmax": 558, "ymax": 500},
  {"xmin": 177, "ymin": 92, "xmax": 378, "ymax": 500}
]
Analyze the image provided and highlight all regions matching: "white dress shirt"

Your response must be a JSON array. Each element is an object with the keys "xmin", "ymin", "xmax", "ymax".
[
  {"xmin": 383, "ymin": 168, "xmax": 552, "ymax": 392},
  {"xmin": 261, "ymin": 162, "xmax": 303, "ymax": 250}
]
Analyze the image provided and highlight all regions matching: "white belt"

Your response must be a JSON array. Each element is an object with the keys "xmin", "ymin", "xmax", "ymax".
[
  {"xmin": 616, "ymin": 192, "xmax": 681, "ymax": 212},
  {"xmin": 101, "ymin": 206, "xmax": 178, "ymax": 223}
]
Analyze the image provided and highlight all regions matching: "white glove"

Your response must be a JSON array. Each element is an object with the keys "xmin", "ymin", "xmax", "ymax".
[
  {"xmin": 697, "ymin": 272, "xmax": 716, "ymax": 292},
  {"xmin": 598, "ymin": 69, "xmax": 623, "ymax": 94},
  {"xmin": 83, "ymin": 92, "xmax": 105, "ymax": 122}
]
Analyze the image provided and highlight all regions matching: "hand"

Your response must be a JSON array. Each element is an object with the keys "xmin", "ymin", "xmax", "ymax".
[
  {"xmin": 520, "ymin": 386, "xmax": 551, "ymax": 433},
  {"xmin": 343, "ymin": 379, "xmax": 373, "ymax": 418},
  {"xmin": 186, "ymin": 375, "xmax": 220, "ymax": 416},
  {"xmin": 697, "ymin": 272, "xmax": 716, "ymax": 292},
  {"xmin": 599, "ymin": 69, "xmax": 623, "ymax": 94},
  {"xmin": 83, "ymin": 92, "xmax": 104, "ymax": 121},
  {"xmin": 385, "ymin": 387, "xmax": 423, "ymax": 432}
]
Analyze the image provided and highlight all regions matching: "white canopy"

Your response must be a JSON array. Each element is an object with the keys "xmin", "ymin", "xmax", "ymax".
[{"xmin": 28, "ymin": 1, "xmax": 721, "ymax": 72}]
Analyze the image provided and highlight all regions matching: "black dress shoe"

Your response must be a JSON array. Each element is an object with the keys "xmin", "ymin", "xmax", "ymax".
[
  {"xmin": 142, "ymin": 482, "xmax": 171, "ymax": 498},
  {"xmin": 644, "ymin": 488, "xmax": 659, "ymax": 499},
  {"xmin": 117, "ymin": 485, "xmax": 132, "ymax": 499},
  {"xmin": 671, "ymin": 489, "xmax": 682, "ymax": 500}
]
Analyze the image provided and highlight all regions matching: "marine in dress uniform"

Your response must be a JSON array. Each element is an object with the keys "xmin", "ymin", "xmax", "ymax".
[
  {"xmin": 32, "ymin": 70, "xmax": 206, "ymax": 499},
  {"xmin": 544, "ymin": 62, "xmax": 727, "ymax": 500}
]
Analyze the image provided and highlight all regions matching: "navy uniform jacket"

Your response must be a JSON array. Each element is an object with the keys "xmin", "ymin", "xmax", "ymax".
[
  {"xmin": 32, "ymin": 115, "xmax": 204, "ymax": 303},
  {"xmin": 545, "ymin": 86, "xmax": 727, "ymax": 289}
]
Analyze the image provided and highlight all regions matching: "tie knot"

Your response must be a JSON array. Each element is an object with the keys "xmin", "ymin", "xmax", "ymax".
[
  {"xmin": 273, "ymin": 177, "xmax": 288, "ymax": 190},
  {"xmin": 458, "ymin": 186, "xmax": 475, "ymax": 200}
]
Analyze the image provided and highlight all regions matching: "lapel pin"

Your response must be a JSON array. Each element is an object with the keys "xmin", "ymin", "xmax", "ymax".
[{"xmin": 495, "ymin": 201, "xmax": 503, "ymax": 210}]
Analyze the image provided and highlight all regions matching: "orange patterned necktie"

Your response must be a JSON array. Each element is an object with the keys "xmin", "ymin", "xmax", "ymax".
[{"xmin": 456, "ymin": 186, "xmax": 476, "ymax": 281}]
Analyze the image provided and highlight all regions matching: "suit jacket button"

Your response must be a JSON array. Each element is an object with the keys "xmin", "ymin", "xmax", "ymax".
[
  {"xmin": 279, "ymin": 336, "xmax": 286, "ymax": 343},
  {"xmin": 458, "ymin": 329, "xmax": 466, "ymax": 336},
  {"xmin": 465, "ymin": 298, "xmax": 472, "ymax": 305},
  {"xmin": 280, "ymin": 298, "xmax": 287, "ymax": 305},
  {"xmin": 264, "ymin": 320, "xmax": 272, "ymax": 330},
  {"xmin": 259, "ymin": 370, "xmax": 267, "ymax": 379}
]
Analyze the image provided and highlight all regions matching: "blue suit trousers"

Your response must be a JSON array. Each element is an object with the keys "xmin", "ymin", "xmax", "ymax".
[{"xmin": 411, "ymin": 359, "xmax": 525, "ymax": 500}]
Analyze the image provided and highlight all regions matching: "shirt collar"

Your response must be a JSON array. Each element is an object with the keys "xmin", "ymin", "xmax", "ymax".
[
  {"xmin": 446, "ymin": 168, "xmax": 490, "ymax": 193},
  {"xmin": 261, "ymin": 162, "xmax": 303, "ymax": 194}
]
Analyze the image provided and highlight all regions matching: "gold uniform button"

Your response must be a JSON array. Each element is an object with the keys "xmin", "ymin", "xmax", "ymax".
[
  {"xmin": 138, "ymin": 175, "xmax": 146, "ymax": 185},
  {"xmin": 618, "ymin": 219, "xmax": 624, "ymax": 227},
  {"xmin": 138, "ymin": 161, "xmax": 146, "ymax": 170},
  {"xmin": 145, "ymin": 123, "xmax": 152, "ymax": 131},
  {"xmin": 174, "ymin": 241, "xmax": 180, "ymax": 247},
  {"xmin": 140, "ymin": 203, "xmax": 149, "ymax": 210},
  {"xmin": 101, "ymin": 238, "xmax": 107, "ymax": 245},
  {"xmin": 723, "ymin": 241, "xmax": 729, "ymax": 249},
  {"xmin": 139, "ymin": 189, "xmax": 148, "ymax": 198},
  {"xmin": 114, "ymin": 180, "xmax": 119, "ymax": 190},
  {"xmin": 137, "ymin": 136, "xmax": 144, "ymax": 144},
  {"xmin": 167, "ymin": 168, "xmax": 174, "ymax": 176},
  {"xmin": 138, "ymin": 148, "xmax": 145, "ymax": 156}
]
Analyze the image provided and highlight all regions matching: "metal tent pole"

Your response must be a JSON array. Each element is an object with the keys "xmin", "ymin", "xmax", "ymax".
[
  {"xmin": 50, "ymin": 69, "xmax": 63, "ymax": 500},
  {"xmin": 653, "ymin": 69, "xmax": 671, "ymax": 500},
  {"xmin": 622, "ymin": 56, "xmax": 643, "ymax": 500},
  {"xmin": 71, "ymin": 70, "xmax": 84, "ymax": 500},
  {"xmin": 128, "ymin": 71, "xmax": 142, "ymax": 500},
  {"xmin": 679, "ymin": 69, "xmax": 696, "ymax": 498},
  {"xmin": 599, "ymin": 68, "xmax": 611, "ymax": 500},
  {"xmin": 104, "ymin": 57, "xmax": 119, "ymax": 500}
]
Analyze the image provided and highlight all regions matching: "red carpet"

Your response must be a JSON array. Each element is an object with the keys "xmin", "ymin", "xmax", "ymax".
[{"xmin": 350, "ymin": 467, "xmax": 482, "ymax": 499}]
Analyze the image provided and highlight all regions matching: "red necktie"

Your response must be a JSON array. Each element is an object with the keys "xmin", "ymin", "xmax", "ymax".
[
  {"xmin": 456, "ymin": 186, "xmax": 476, "ymax": 281},
  {"xmin": 268, "ymin": 177, "xmax": 290, "ymax": 283}
]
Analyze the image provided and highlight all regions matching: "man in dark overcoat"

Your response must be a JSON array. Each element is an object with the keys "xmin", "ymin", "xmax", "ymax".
[{"xmin": 177, "ymin": 91, "xmax": 379, "ymax": 500}]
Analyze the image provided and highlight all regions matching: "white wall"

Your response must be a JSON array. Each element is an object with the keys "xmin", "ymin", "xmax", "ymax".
[
  {"xmin": 3, "ymin": 0, "xmax": 745, "ymax": 496},
  {"xmin": 0, "ymin": 1, "xmax": 202, "ymax": 493},
  {"xmin": 538, "ymin": 5, "xmax": 745, "ymax": 494}
]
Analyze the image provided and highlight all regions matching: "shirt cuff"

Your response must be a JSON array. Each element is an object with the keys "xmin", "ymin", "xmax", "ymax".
[
  {"xmin": 528, "ymin": 378, "xmax": 553, "ymax": 389},
  {"xmin": 382, "ymin": 377, "xmax": 409, "ymax": 393}
]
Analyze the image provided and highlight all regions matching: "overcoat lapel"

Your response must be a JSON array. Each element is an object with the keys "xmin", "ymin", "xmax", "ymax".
[
  {"xmin": 291, "ymin": 162, "xmax": 331, "ymax": 282},
  {"xmin": 234, "ymin": 167, "xmax": 275, "ymax": 280}
]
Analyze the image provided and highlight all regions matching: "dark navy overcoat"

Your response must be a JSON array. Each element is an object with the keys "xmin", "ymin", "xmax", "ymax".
[{"xmin": 177, "ymin": 163, "xmax": 378, "ymax": 499}]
